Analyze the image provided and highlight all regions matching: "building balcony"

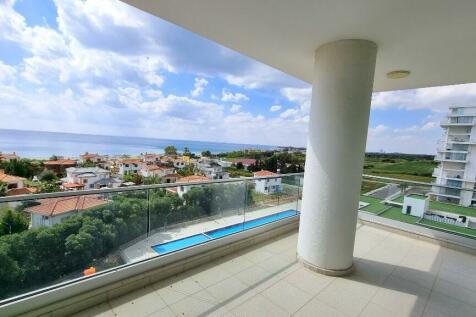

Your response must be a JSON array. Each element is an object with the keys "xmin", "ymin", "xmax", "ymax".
[
  {"xmin": 1, "ymin": 175, "xmax": 476, "ymax": 316},
  {"xmin": 435, "ymin": 153, "xmax": 469, "ymax": 163},
  {"xmin": 441, "ymin": 117, "xmax": 475, "ymax": 127}
]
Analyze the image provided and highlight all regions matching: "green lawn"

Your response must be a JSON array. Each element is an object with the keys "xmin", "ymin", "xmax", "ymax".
[
  {"xmin": 379, "ymin": 207, "xmax": 419, "ymax": 224},
  {"xmin": 419, "ymin": 219, "xmax": 476, "ymax": 238},
  {"xmin": 363, "ymin": 158, "xmax": 436, "ymax": 183},
  {"xmin": 428, "ymin": 201, "xmax": 476, "ymax": 217},
  {"xmin": 361, "ymin": 203, "xmax": 389, "ymax": 214},
  {"xmin": 361, "ymin": 180, "xmax": 386, "ymax": 194},
  {"xmin": 359, "ymin": 195, "xmax": 382, "ymax": 204}
]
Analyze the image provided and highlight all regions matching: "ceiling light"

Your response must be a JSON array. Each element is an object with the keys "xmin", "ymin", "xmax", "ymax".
[{"xmin": 386, "ymin": 70, "xmax": 411, "ymax": 79}]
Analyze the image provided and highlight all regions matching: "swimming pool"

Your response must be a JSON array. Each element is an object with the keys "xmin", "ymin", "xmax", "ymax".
[{"xmin": 151, "ymin": 209, "xmax": 298, "ymax": 255}]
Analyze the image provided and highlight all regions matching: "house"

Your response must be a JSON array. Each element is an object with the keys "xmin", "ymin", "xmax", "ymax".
[
  {"xmin": 43, "ymin": 159, "xmax": 77, "ymax": 175},
  {"xmin": 140, "ymin": 165, "xmax": 175, "ymax": 178},
  {"xmin": 162, "ymin": 173, "xmax": 179, "ymax": 184},
  {"xmin": 253, "ymin": 170, "xmax": 282, "ymax": 194},
  {"xmin": 0, "ymin": 170, "xmax": 25, "ymax": 191},
  {"xmin": 141, "ymin": 153, "xmax": 161, "ymax": 164},
  {"xmin": 175, "ymin": 175, "xmax": 209, "ymax": 197},
  {"xmin": 0, "ymin": 152, "xmax": 19, "ymax": 161},
  {"xmin": 118, "ymin": 159, "xmax": 143, "ymax": 176},
  {"xmin": 25, "ymin": 196, "xmax": 109, "ymax": 228},
  {"xmin": 79, "ymin": 152, "xmax": 104, "ymax": 164},
  {"xmin": 61, "ymin": 167, "xmax": 121, "ymax": 190},
  {"xmin": 197, "ymin": 158, "xmax": 229, "ymax": 180},
  {"xmin": 230, "ymin": 158, "xmax": 257, "ymax": 170}
]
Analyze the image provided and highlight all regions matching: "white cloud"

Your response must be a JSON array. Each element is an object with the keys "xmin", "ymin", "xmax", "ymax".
[
  {"xmin": 191, "ymin": 77, "xmax": 208, "ymax": 97},
  {"xmin": 230, "ymin": 104, "xmax": 242, "ymax": 113},
  {"xmin": 269, "ymin": 105, "xmax": 281, "ymax": 112},
  {"xmin": 371, "ymin": 83, "xmax": 476, "ymax": 112},
  {"xmin": 221, "ymin": 88, "xmax": 249, "ymax": 102}
]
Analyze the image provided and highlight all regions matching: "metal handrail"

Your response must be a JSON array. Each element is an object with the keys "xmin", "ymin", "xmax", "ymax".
[{"xmin": 0, "ymin": 172, "xmax": 304, "ymax": 203}]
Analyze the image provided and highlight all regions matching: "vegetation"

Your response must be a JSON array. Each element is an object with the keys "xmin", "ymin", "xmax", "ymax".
[
  {"xmin": 142, "ymin": 176, "xmax": 162, "ymax": 185},
  {"xmin": 123, "ymin": 173, "xmax": 143, "ymax": 185},
  {"xmin": 201, "ymin": 150, "xmax": 212, "ymax": 157},
  {"xmin": 0, "ymin": 181, "xmax": 6, "ymax": 197},
  {"xmin": 80, "ymin": 159, "xmax": 97, "ymax": 168},
  {"xmin": 419, "ymin": 219, "xmax": 476, "ymax": 238},
  {"xmin": 379, "ymin": 207, "xmax": 419, "ymax": 224},
  {"xmin": 0, "ymin": 210, "xmax": 29, "ymax": 236},
  {"xmin": 3, "ymin": 158, "xmax": 42, "ymax": 178},
  {"xmin": 363, "ymin": 153, "xmax": 436, "ymax": 183},
  {"xmin": 177, "ymin": 165, "xmax": 195, "ymax": 177},
  {"xmin": 164, "ymin": 146, "xmax": 178, "ymax": 156},
  {"xmin": 183, "ymin": 147, "xmax": 191, "ymax": 156},
  {"xmin": 38, "ymin": 170, "xmax": 57, "ymax": 182},
  {"xmin": 38, "ymin": 182, "xmax": 61, "ymax": 193},
  {"xmin": 360, "ymin": 180, "xmax": 385, "ymax": 194},
  {"xmin": 225, "ymin": 166, "xmax": 253, "ymax": 178}
]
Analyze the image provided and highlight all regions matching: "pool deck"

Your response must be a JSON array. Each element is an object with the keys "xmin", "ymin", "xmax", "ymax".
[
  {"xmin": 121, "ymin": 201, "xmax": 301, "ymax": 263},
  {"xmin": 73, "ymin": 223, "xmax": 476, "ymax": 317}
]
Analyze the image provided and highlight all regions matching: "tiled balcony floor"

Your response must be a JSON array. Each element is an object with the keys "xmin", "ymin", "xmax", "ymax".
[{"xmin": 73, "ymin": 224, "xmax": 476, "ymax": 317}]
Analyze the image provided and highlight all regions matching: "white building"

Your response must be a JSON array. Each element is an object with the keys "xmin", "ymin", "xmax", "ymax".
[
  {"xmin": 140, "ymin": 165, "xmax": 175, "ymax": 178},
  {"xmin": 432, "ymin": 106, "xmax": 476, "ymax": 206},
  {"xmin": 197, "ymin": 158, "xmax": 229, "ymax": 180},
  {"xmin": 253, "ymin": 170, "xmax": 282, "ymax": 194},
  {"xmin": 26, "ymin": 196, "xmax": 108, "ymax": 228},
  {"xmin": 118, "ymin": 159, "xmax": 144, "ymax": 176},
  {"xmin": 62, "ymin": 167, "xmax": 121, "ymax": 190},
  {"xmin": 402, "ymin": 195, "xmax": 429, "ymax": 217}
]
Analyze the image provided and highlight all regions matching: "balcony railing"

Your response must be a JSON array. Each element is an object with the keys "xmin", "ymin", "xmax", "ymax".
[{"xmin": 0, "ymin": 173, "xmax": 303, "ymax": 306}]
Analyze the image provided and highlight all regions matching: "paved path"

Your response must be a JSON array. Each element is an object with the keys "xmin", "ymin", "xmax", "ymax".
[{"xmin": 121, "ymin": 200, "xmax": 301, "ymax": 263}]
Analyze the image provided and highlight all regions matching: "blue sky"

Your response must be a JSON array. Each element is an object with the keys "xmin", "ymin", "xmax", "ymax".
[{"xmin": 1, "ymin": 0, "xmax": 476, "ymax": 154}]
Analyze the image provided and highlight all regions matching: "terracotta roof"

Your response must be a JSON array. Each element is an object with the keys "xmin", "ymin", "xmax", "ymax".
[
  {"xmin": 5, "ymin": 187, "xmax": 37, "ymax": 196},
  {"xmin": 144, "ymin": 165, "xmax": 174, "ymax": 171},
  {"xmin": 253, "ymin": 170, "xmax": 278, "ymax": 177},
  {"xmin": 62, "ymin": 182, "xmax": 85, "ymax": 188},
  {"xmin": 178, "ymin": 175, "xmax": 209, "ymax": 183},
  {"xmin": 231, "ymin": 158, "xmax": 257, "ymax": 165},
  {"xmin": 0, "ymin": 170, "xmax": 25, "ymax": 183},
  {"xmin": 44, "ymin": 159, "xmax": 77, "ymax": 165},
  {"xmin": 25, "ymin": 196, "xmax": 109, "ymax": 216},
  {"xmin": 163, "ymin": 173, "xmax": 179, "ymax": 178}
]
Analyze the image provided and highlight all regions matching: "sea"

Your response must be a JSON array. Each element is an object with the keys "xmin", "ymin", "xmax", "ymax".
[{"xmin": 0, "ymin": 129, "xmax": 276, "ymax": 159}]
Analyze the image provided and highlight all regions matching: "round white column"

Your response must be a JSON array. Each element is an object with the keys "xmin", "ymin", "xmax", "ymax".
[{"xmin": 297, "ymin": 39, "xmax": 377, "ymax": 275}]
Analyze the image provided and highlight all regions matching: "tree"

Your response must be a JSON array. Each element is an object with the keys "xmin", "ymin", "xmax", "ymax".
[
  {"xmin": 183, "ymin": 147, "xmax": 191, "ymax": 156},
  {"xmin": 80, "ymin": 159, "xmax": 96, "ymax": 168},
  {"xmin": 38, "ymin": 170, "xmax": 56, "ymax": 182},
  {"xmin": 0, "ymin": 182, "xmax": 6, "ymax": 197},
  {"xmin": 236, "ymin": 162, "xmax": 244, "ymax": 170},
  {"xmin": 143, "ymin": 176, "xmax": 162, "ymax": 185},
  {"xmin": 49, "ymin": 155, "xmax": 59, "ymax": 161},
  {"xmin": 201, "ymin": 150, "xmax": 212, "ymax": 157},
  {"xmin": 123, "ymin": 173, "xmax": 143, "ymax": 184},
  {"xmin": 164, "ymin": 146, "xmax": 177, "ymax": 156},
  {"xmin": 177, "ymin": 165, "xmax": 194, "ymax": 177},
  {"xmin": 0, "ymin": 210, "xmax": 29, "ymax": 235},
  {"xmin": 38, "ymin": 182, "xmax": 60, "ymax": 193},
  {"xmin": 4, "ymin": 159, "xmax": 34, "ymax": 178}
]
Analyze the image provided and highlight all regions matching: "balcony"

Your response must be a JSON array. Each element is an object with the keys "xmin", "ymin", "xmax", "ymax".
[
  {"xmin": 1, "ymin": 175, "xmax": 476, "ymax": 316},
  {"xmin": 435, "ymin": 153, "xmax": 468, "ymax": 162},
  {"xmin": 441, "ymin": 117, "xmax": 475, "ymax": 127}
]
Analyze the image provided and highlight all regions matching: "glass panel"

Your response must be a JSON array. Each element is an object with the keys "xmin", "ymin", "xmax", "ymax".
[
  {"xmin": 145, "ymin": 180, "xmax": 246, "ymax": 257},
  {"xmin": 0, "ymin": 190, "xmax": 148, "ymax": 301}
]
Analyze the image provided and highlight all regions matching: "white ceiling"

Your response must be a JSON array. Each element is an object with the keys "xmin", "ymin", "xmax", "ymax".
[{"xmin": 123, "ymin": 0, "xmax": 476, "ymax": 92}]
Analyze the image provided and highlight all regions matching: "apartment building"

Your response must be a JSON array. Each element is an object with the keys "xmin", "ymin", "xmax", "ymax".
[{"xmin": 432, "ymin": 106, "xmax": 476, "ymax": 206}]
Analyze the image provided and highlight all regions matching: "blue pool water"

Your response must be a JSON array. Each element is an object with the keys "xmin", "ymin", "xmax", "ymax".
[
  {"xmin": 151, "ymin": 210, "xmax": 298, "ymax": 255},
  {"xmin": 206, "ymin": 210, "xmax": 298, "ymax": 239},
  {"xmin": 152, "ymin": 234, "xmax": 211, "ymax": 255}
]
